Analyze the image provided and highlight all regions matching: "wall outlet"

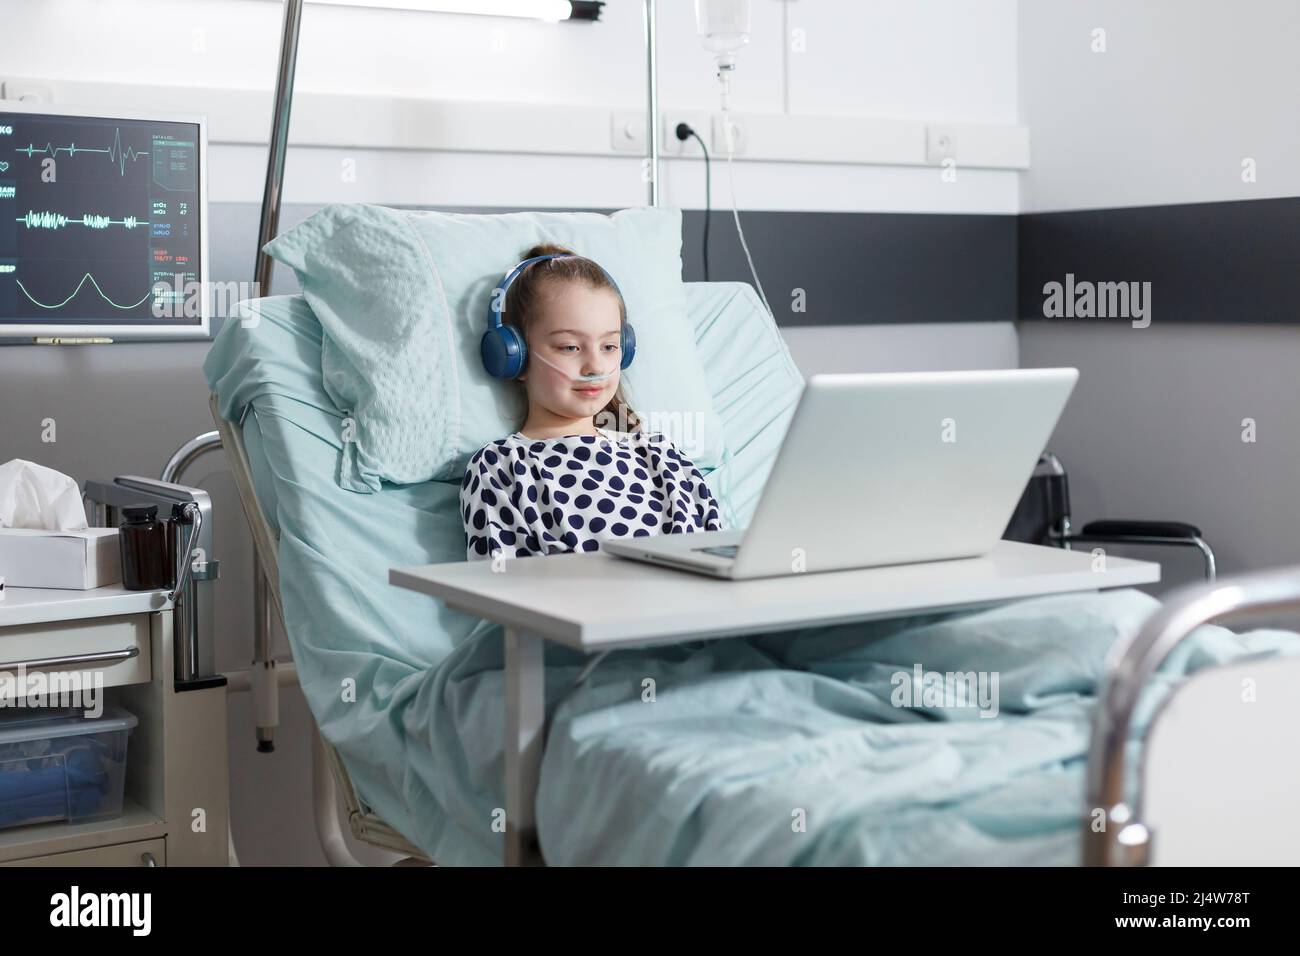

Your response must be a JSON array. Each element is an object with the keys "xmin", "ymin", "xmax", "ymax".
[
  {"xmin": 1, "ymin": 80, "xmax": 55, "ymax": 103},
  {"xmin": 610, "ymin": 110, "xmax": 647, "ymax": 153},
  {"xmin": 711, "ymin": 113, "xmax": 746, "ymax": 156},
  {"xmin": 665, "ymin": 113, "xmax": 717, "ymax": 157},
  {"xmin": 926, "ymin": 126, "xmax": 957, "ymax": 164},
  {"xmin": 662, "ymin": 113, "xmax": 712, "ymax": 156}
]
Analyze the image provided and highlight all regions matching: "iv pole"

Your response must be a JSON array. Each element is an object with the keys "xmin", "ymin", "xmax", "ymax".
[
  {"xmin": 644, "ymin": 0, "xmax": 660, "ymax": 207},
  {"xmin": 252, "ymin": 0, "xmax": 303, "ymax": 295},
  {"xmin": 252, "ymin": 0, "xmax": 661, "ymax": 292}
]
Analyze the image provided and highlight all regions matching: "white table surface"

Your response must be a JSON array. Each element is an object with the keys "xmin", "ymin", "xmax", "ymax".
[
  {"xmin": 391, "ymin": 540, "xmax": 1160, "ymax": 651},
  {"xmin": 0, "ymin": 584, "xmax": 172, "ymax": 628}
]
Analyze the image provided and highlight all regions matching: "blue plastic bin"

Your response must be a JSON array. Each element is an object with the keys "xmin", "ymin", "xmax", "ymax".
[{"xmin": 0, "ymin": 706, "xmax": 138, "ymax": 830}]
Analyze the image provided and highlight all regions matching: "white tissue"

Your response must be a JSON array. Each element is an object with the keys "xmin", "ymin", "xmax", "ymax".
[{"xmin": 0, "ymin": 459, "xmax": 88, "ymax": 532}]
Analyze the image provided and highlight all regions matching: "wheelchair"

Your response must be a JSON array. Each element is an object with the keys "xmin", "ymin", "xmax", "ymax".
[{"xmin": 1004, "ymin": 453, "xmax": 1217, "ymax": 581}]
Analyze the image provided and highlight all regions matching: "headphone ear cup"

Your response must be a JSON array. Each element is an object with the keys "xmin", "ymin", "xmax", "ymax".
[
  {"xmin": 620, "ymin": 323, "xmax": 636, "ymax": 370},
  {"xmin": 509, "ymin": 327, "xmax": 528, "ymax": 379},
  {"xmin": 481, "ymin": 325, "xmax": 527, "ymax": 379}
]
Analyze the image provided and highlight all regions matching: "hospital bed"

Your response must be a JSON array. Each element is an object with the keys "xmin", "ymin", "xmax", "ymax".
[{"xmin": 200, "ymin": 233, "xmax": 1300, "ymax": 866}]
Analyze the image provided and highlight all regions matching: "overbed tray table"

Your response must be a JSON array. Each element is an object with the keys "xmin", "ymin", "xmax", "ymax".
[{"xmin": 391, "ymin": 539, "xmax": 1160, "ymax": 865}]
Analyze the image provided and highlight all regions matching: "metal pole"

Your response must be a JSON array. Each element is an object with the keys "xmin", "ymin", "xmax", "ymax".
[
  {"xmin": 160, "ymin": 431, "xmax": 221, "ymax": 485},
  {"xmin": 253, "ymin": 564, "xmax": 278, "ymax": 753},
  {"xmin": 1082, "ymin": 563, "xmax": 1300, "ymax": 865},
  {"xmin": 255, "ymin": 0, "xmax": 304, "ymax": 292},
  {"xmin": 312, "ymin": 723, "xmax": 364, "ymax": 867},
  {"xmin": 644, "ymin": 0, "xmax": 660, "ymax": 206}
]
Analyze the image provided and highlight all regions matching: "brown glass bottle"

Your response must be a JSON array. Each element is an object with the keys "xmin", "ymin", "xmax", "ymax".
[{"xmin": 119, "ymin": 504, "xmax": 170, "ymax": 591}]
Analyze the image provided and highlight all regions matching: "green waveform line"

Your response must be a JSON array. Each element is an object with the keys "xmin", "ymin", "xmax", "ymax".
[
  {"xmin": 16, "ymin": 210, "xmax": 149, "ymax": 230},
  {"xmin": 16, "ymin": 273, "xmax": 152, "ymax": 310},
  {"xmin": 14, "ymin": 127, "xmax": 150, "ymax": 176}
]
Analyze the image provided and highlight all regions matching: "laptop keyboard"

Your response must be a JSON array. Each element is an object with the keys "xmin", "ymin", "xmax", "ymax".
[{"xmin": 695, "ymin": 544, "xmax": 740, "ymax": 559}]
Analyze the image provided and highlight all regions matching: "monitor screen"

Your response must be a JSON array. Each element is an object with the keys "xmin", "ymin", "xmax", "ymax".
[{"xmin": 0, "ymin": 104, "xmax": 208, "ymax": 339}]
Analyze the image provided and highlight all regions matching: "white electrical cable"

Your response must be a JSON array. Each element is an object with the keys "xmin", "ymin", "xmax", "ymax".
[{"xmin": 722, "ymin": 108, "xmax": 773, "ymax": 318}]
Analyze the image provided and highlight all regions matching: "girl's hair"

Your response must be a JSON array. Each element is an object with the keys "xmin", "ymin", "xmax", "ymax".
[{"xmin": 504, "ymin": 242, "xmax": 641, "ymax": 432}]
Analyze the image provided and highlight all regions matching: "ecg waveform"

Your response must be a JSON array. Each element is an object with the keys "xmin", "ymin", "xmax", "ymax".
[
  {"xmin": 1, "ymin": 113, "xmax": 201, "ymax": 327},
  {"xmin": 14, "ymin": 127, "xmax": 150, "ymax": 176},
  {"xmin": 16, "ymin": 210, "xmax": 150, "ymax": 231},
  {"xmin": 15, "ymin": 272, "xmax": 153, "ymax": 311}
]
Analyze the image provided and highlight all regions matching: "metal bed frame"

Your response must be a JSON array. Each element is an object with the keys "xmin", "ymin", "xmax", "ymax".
[
  {"xmin": 1083, "ymin": 561, "xmax": 1300, "ymax": 866},
  {"xmin": 208, "ymin": 401, "xmax": 430, "ymax": 865},
  {"xmin": 160, "ymin": 420, "xmax": 426, "ymax": 865}
]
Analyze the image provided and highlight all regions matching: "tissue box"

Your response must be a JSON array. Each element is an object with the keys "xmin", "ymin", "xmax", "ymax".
[{"xmin": 0, "ymin": 528, "xmax": 122, "ymax": 590}]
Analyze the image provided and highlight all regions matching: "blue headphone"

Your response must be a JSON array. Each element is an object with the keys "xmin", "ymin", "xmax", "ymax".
[{"xmin": 480, "ymin": 253, "xmax": 637, "ymax": 380}]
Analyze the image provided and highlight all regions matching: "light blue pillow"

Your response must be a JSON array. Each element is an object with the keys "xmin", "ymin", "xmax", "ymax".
[{"xmin": 265, "ymin": 203, "xmax": 724, "ymax": 491}]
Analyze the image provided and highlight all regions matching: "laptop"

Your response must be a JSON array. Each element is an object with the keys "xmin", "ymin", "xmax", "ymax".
[{"xmin": 602, "ymin": 368, "xmax": 1079, "ymax": 579}]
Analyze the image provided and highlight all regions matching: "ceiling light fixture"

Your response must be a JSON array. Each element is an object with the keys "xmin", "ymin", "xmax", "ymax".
[{"xmin": 294, "ymin": 0, "xmax": 602, "ymax": 21}]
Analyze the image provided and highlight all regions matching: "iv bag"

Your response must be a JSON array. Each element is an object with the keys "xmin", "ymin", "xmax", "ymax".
[{"xmin": 695, "ymin": 0, "xmax": 751, "ymax": 56}]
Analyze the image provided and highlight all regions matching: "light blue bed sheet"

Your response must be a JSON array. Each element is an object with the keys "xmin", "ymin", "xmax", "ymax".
[
  {"xmin": 206, "ymin": 288, "xmax": 1299, "ymax": 866},
  {"xmin": 537, "ymin": 591, "xmax": 1300, "ymax": 864}
]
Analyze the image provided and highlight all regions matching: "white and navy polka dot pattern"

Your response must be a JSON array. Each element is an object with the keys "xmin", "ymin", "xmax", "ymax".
[{"xmin": 461, "ymin": 428, "xmax": 723, "ymax": 560}]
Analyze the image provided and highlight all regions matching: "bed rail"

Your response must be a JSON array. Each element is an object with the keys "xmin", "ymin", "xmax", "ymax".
[
  {"xmin": 204, "ymin": 398, "xmax": 433, "ymax": 865},
  {"xmin": 1083, "ymin": 562, "xmax": 1300, "ymax": 866}
]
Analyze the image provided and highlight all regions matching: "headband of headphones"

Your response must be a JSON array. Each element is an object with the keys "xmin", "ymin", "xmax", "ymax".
[{"xmin": 480, "ymin": 252, "xmax": 637, "ymax": 380}]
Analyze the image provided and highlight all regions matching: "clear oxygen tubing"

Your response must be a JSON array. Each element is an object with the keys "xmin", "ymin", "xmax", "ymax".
[
  {"xmin": 525, "ymin": 332, "xmax": 736, "ymax": 527},
  {"xmin": 522, "ymin": 317, "xmax": 738, "ymax": 522},
  {"xmin": 527, "ymin": 348, "xmax": 619, "ymax": 382},
  {"xmin": 713, "ymin": 444, "xmax": 736, "ymax": 530}
]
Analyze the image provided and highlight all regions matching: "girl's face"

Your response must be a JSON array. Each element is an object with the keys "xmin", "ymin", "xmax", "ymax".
[{"xmin": 520, "ymin": 281, "xmax": 623, "ymax": 423}]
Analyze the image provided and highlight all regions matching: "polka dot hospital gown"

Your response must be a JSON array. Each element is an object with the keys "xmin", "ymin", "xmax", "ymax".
[{"xmin": 460, "ymin": 427, "xmax": 724, "ymax": 560}]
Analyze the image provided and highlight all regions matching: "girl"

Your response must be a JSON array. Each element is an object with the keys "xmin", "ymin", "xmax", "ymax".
[{"xmin": 461, "ymin": 244, "xmax": 723, "ymax": 560}]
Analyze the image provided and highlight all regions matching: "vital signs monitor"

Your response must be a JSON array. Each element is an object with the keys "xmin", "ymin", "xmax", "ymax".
[{"xmin": 0, "ymin": 101, "xmax": 209, "ymax": 340}]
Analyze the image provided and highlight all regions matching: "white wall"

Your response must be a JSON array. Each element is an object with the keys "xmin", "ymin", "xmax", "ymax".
[
  {"xmin": 3, "ymin": 0, "xmax": 1023, "ymax": 213},
  {"xmin": 1017, "ymin": 0, "xmax": 1300, "ymax": 590},
  {"xmin": 783, "ymin": 322, "xmax": 1017, "ymax": 375},
  {"xmin": 1019, "ymin": 0, "xmax": 1300, "ymax": 212}
]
